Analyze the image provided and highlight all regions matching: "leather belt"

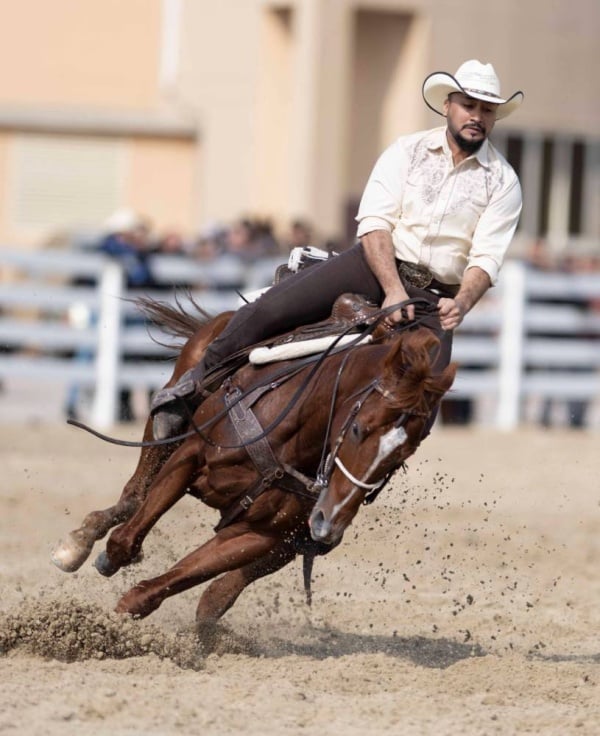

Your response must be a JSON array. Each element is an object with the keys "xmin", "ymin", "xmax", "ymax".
[{"xmin": 396, "ymin": 260, "xmax": 459, "ymax": 298}]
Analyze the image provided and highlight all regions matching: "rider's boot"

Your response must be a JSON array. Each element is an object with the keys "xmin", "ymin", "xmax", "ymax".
[{"xmin": 150, "ymin": 362, "xmax": 206, "ymax": 440}]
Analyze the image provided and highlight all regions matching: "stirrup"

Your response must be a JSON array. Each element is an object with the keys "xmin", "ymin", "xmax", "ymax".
[
  {"xmin": 150, "ymin": 376, "xmax": 196, "ymax": 414},
  {"xmin": 152, "ymin": 402, "xmax": 190, "ymax": 441}
]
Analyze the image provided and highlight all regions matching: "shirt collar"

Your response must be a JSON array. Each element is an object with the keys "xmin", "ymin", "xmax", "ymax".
[{"xmin": 426, "ymin": 126, "xmax": 491, "ymax": 168}]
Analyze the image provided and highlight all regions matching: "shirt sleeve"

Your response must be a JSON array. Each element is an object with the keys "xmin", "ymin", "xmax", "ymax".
[
  {"xmin": 467, "ymin": 171, "xmax": 522, "ymax": 285},
  {"xmin": 355, "ymin": 139, "xmax": 409, "ymax": 238}
]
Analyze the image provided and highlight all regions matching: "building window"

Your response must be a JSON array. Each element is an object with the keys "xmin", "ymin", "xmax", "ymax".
[{"xmin": 10, "ymin": 133, "xmax": 125, "ymax": 231}]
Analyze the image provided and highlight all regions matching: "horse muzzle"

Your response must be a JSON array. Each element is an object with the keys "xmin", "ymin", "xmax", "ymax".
[{"xmin": 309, "ymin": 506, "xmax": 344, "ymax": 546}]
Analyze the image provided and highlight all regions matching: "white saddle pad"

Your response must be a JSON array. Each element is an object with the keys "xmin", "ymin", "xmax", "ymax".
[{"xmin": 249, "ymin": 333, "xmax": 372, "ymax": 365}]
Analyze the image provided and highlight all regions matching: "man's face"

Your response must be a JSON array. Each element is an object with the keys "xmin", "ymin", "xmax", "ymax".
[{"xmin": 443, "ymin": 92, "xmax": 498, "ymax": 154}]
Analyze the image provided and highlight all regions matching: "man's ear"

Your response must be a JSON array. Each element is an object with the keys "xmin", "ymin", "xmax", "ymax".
[{"xmin": 442, "ymin": 96, "xmax": 450, "ymax": 117}]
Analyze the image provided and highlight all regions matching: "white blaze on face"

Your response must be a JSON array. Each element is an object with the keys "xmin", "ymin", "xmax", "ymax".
[
  {"xmin": 330, "ymin": 425, "xmax": 408, "ymax": 519},
  {"xmin": 374, "ymin": 425, "xmax": 408, "ymax": 467}
]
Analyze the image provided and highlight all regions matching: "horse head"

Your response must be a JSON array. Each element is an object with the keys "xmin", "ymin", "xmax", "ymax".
[{"xmin": 309, "ymin": 329, "xmax": 456, "ymax": 546}]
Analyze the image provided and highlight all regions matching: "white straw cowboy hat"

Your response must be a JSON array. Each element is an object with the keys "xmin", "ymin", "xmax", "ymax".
[
  {"xmin": 103, "ymin": 208, "xmax": 145, "ymax": 234},
  {"xmin": 422, "ymin": 60, "xmax": 523, "ymax": 120}
]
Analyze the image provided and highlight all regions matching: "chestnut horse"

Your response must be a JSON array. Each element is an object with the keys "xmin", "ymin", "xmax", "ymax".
[{"xmin": 52, "ymin": 299, "xmax": 455, "ymax": 630}]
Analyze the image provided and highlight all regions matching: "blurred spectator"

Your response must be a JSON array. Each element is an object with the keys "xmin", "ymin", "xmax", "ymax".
[
  {"xmin": 193, "ymin": 221, "xmax": 228, "ymax": 261},
  {"xmin": 252, "ymin": 218, "xmax": 281, "ymax": 257},
  {"xmin": 99, "ymin": 209, "xmax": 157, "ymax": 288},
  {"xmin": 225, "ymin": 218, "xmax": 253, "ymax": 257},
  {"xmin": 152, "ymin": 228, "xmax": 189, "ymax": 256},
  {"xmin": 284, "ymin": 218, "xmax": 313, "ymax": 252},
  {"xmin": 223, "ymin": 217, "xmax": 281, "ymax": 260},
  {"xmin": 525, "ymin": 238, "xmax": 554, "ymax": 272}
]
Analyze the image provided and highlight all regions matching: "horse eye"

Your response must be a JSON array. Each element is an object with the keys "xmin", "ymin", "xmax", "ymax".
[{"xmin": 351, "ymin": 422, "xmax": 361, "ymax": 440}]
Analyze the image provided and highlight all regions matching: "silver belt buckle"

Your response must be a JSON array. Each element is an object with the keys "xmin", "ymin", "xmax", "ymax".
[{"xmin": 398, "ymin": 261, "xmax": 433, "ymax": 289}]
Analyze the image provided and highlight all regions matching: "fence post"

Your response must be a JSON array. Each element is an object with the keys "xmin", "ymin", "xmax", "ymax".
[
  {"xmin": 495, "ymin": 260, "xmax": 527, "ymax": 430},
  {"xmin": 91, "ymin": 260, "xmax": 124, "ymax": 428}
]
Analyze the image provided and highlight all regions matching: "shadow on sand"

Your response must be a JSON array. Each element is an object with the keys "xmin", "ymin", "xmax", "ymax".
[{"xmin": 211, "ymin": 624, "xmax": 486, "ymax": 670}]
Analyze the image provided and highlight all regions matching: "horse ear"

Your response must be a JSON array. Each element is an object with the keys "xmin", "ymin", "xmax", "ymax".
[{"xmin": 381, "ymin": 330, "xmax": 455, "ymax": 414}]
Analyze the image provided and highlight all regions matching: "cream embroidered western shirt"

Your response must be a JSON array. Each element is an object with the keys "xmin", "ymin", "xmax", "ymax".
[{"xmin": 355, "ymin": 126, "xmax": 522, "ymax": 285}]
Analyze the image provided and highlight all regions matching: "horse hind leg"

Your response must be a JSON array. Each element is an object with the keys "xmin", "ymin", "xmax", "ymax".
[
  {"xmin": 52, "ymin": 311, "xmax": 228, "ymax": 573},
  {"xmin": 94, "ymin": 439, "xmax": 199, "ymax": 577},
  {"xmin": 51, "ymin": 423, "xmax": 172, "ymax": 573},
  {"xmin": 52, "ymin": 502, "xmax": 135, "ymax": 573}
]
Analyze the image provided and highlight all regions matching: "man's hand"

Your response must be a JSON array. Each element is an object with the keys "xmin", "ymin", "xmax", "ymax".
[
  {"xmin": 437, "ymin": 266, "xmax": 492, "ymax": 331},
  {"xmin": 437, "ymin": 297, "xmax": 466, "ymax": 331},
  {"xmin": 381, "ymin": 288, "xmax": 414, "ymax": 324}
]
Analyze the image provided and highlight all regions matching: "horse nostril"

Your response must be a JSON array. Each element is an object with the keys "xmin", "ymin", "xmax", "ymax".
[{"xmin": 309, "ymin": 509, "xmax": 330, "ymax": 542}]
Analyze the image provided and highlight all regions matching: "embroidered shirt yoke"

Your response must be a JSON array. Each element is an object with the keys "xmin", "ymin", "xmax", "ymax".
[{"xmin": 355, "ymin": 126, "xmax": 522, "ymax": 285}]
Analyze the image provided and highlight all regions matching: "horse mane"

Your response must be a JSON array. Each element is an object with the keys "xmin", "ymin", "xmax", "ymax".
[
  {"xmin": 134, "ymin": 292, "xmax": 215, "ymax": 347},
  {"xmin": 381, "ymin": 329, "xmax": 456, "ymax": 416}
]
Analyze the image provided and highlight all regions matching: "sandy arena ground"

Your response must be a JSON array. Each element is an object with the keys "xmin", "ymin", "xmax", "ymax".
[{"xmin": 0, "ymin": 420, "xmax": 598, "ymax": 735}]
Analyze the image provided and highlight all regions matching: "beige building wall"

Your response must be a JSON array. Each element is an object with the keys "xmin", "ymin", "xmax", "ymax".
[
  {"xmin": 126, "ymin": 137, "xmax": 197, "ymax": 234},
  {"xmin": 177, "ymin": 0, "xmax": 599, "ymax": 244},
  {"xmin": 0, "ymin": 0, "xmax": 198, "ymax": 248},
  {"xmin": 0, "ymin": 0, "xmax": 162, "ymax": 108},
  {"xmin": 0, "ymin": 0, "xmax": 597, "ymax": 249},
  {"xmin": 426, "ymin": 0, "xmax": 600, "ymax": 136}
]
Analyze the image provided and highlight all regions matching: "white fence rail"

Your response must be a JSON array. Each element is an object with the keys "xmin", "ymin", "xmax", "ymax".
[
  {"xmin": 1, "ymin": 250, "xmax": 599, "ymax": 429},
  {"xmin": 451, "ymin": 261, "xmax": 600, "ymax": 429},
  {"xmin": 0, "ymin": 250, "xmax": 280, "ymax": 427}
]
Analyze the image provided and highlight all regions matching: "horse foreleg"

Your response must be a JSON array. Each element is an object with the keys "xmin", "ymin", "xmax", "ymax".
[
  {"xmin": 194, "ymin": 543, "xmax": 297, "ymax": 652},
  {"xmin": 115, "ymin": 527, "xmax": 281, "ymax": 619},
  {"xmin": 94, "ymin": 440, "xmax": 199, "ymax": 577},
  {"xmin": 51, "ymin": 420, "xmax": 172, "ymax": 573},
  {"xmin": 195, "ymin": 542, "xmax": 297, "ymax": 628}
]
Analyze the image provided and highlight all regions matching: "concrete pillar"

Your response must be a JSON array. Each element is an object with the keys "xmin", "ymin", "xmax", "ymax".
[
  {"xmin": 289, "ymin": 0, "xmax": 352, "ymax": 239},
  {"xmin": 289, "ymin": 0, "xmax": 321, "ymax": 220},
  {"xmin": 519, "ymin": 134, "xmax": 544, "ymax": 238},
  {"xmin": 547, "ymin": 137, "xmax": 573, "ymax": 251},
  {"xmin": 582, "ymin": 140, "xmax": 600, "ymax": 240},
  {"xmin": 159, "ymin": 0, "xmax": 183, "ymax": 91}
]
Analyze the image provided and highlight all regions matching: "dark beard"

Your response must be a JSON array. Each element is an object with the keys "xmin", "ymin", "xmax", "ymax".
[{"xmin": 450, "ymin": 126, "xmax": 484, "ymax": 154}]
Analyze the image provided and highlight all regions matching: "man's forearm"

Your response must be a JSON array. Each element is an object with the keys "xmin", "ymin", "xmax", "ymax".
[
  {"xmin": 455, "ymin": 266, "xmax": 491, "ymax": 314},
  {"xmin": 360, "ymin": 230, "xmax": 404, "ymax": 297},
  {"xmin": 360, "ymin": 229, "xmax": 414, "ymax": 322}
]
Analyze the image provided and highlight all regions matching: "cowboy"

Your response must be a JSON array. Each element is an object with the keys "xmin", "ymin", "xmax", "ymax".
[{"xmin": 151, "ymin": 59, "xmax": 524, "ymax": 440}]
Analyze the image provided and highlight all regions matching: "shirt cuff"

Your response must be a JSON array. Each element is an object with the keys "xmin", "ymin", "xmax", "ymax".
[
  {"xmin": 356, "ymin": 216, "xmax": 393, "ymax": 239},
  {"xmin": 466, "ymin": 255, "xmax": 500, "ymax": 286}
]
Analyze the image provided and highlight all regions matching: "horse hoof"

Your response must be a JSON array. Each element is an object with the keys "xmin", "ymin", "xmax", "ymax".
[
  {"xmin": 50, "ymin": 533, "xmax": 94, "ymax": 573},
  {"xmin": 115, "ymin": 586, "xmax": 158, "ymax": 619},
  {"xmin": 94, "ymin": 550, "xmax": 120, "ymax": 577}
]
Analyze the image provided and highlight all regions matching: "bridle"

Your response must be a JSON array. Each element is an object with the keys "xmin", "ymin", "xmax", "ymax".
[{"xmin": 314, "ymin": 350, "xmax": 414, "ymax": 498}]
